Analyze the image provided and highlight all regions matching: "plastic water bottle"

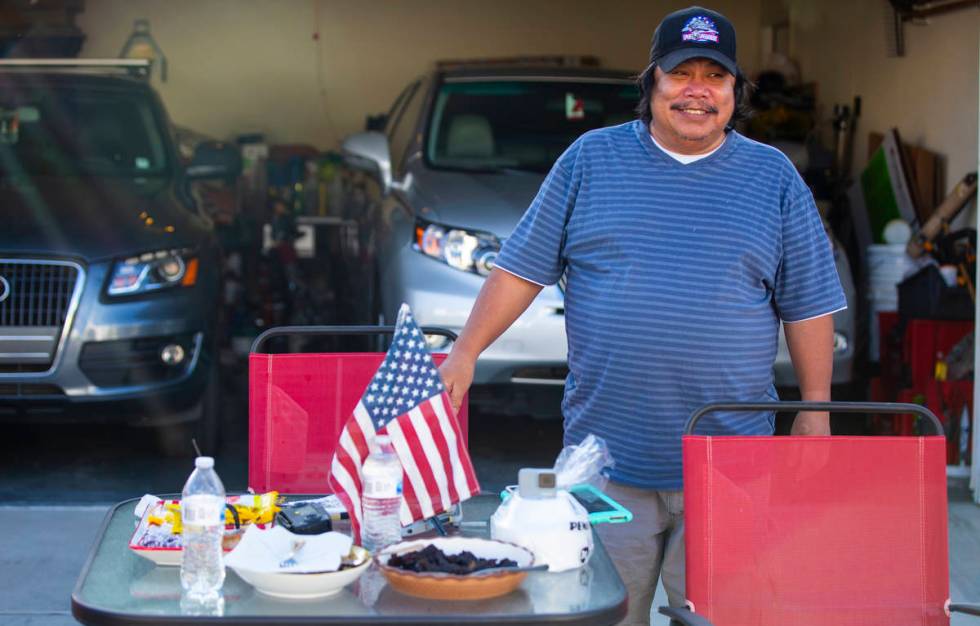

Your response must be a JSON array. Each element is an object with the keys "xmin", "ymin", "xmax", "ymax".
[
  {"xmin": 180, "ymin": 456, "xmax": 226, "ymax": 601},
  {"xmin": 361, "ymin": 435, "xmax": 403, "ymax": 552}
]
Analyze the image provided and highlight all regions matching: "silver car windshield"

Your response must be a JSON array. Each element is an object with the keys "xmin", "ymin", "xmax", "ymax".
[
  {"xmin": 426, "ymin": 78, "xmax": 638, "ymax": 174},
  {"xmin": 0, "ymin": 86, "xmax": 169, "ymax": 178}
]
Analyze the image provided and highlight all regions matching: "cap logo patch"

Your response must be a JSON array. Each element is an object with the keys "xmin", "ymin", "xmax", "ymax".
[{"xmin": 681, "ymin": 16, "xmax": 719, "ymax": 43}]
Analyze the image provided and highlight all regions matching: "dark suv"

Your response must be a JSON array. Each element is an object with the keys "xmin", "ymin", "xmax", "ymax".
[{"xmin": 0, "ymin": 59, "xmax": 237, "ymax": 453}]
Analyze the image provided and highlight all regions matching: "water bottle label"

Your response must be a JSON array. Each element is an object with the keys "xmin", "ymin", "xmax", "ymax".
[
  {"xmin": 364, "ymin": 477, "xmax": 402, "ymax": 499},
  {"xmin": 182, "ymin": 497, "xmax": 224, "ymax": 525}
]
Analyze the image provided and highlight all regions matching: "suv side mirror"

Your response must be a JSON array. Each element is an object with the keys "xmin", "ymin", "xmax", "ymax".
[
  {"xmin": 186, "ymin": 141, "xmax": 242, "ymax": 181},
  {"xmin": 343, "ymin": 131, "xmax": 394, "ymax": 194}
]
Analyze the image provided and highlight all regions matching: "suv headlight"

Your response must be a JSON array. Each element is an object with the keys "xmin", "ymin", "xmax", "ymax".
[
  {"xmin": 414, "ymin": 219, "xmax": 500, "ymax": 277},
  {"xmin": 107, "ymin": 248, "xmax": 198, "ymax": 296}
]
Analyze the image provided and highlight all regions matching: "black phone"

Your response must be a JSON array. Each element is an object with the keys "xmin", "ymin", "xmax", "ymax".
[{"xmin": 276, "ymin": 500, "xmax": 336, "ymax": 535}]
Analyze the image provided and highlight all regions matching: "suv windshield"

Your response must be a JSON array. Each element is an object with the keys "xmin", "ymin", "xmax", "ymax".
[
  {"xmin": 426, "ymin": 78, "xmax": 639, "ymax": 174},
  {"xmin": 0, "ymin": 85, "xmax": 169, "ymax": 178}
]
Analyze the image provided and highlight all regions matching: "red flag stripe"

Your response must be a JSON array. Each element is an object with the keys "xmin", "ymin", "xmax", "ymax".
[
  {"xmin": 334, "ymin": 428, "xmax": 365, "ymax": 500},
  {"xmin": 329, "ymin": 450, "xmax": 362, "ymax": 542},
  {"xmin": 385, "ymin": 417, "xmax": 435, "ymax": 523},
  {"xmin": 399, "ymin": 403, "xmax": 449, "ymax": 514},
  {"xmin": 431, "ymin": 392, "xmax": 480, "ymax": 498},
  {"xmin": 417, "ymin": 399, "xmax": 460, "ymax": 506},
  {"xmin": 399, "ymin": 473, "xmax": 422, "ymax": 526},
  {"xmin": 328, "ymin": 401, "xmax": 379, "ymax": 543},
  {"xmin": 350, "ymin": 403, "xmax": 375, "ymax": 461},
  {"xmin": 345, "ymin": 402, "xmax": 377, "ymax": 495}
]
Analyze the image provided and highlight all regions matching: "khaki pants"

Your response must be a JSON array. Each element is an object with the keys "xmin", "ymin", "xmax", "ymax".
[{"xmin": 596, "ymin": 483, "xmax": 685, "ymax": 626}]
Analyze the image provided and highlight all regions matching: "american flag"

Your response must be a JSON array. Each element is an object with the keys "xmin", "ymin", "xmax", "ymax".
[{"xmin": 328, "ymin": 304, "xmax": 480, "ymax": 543}]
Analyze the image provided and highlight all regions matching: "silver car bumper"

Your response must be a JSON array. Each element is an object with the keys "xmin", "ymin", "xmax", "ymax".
[{"xmin": 384, "ymin": 247, "xmax": 567, "ymax": 385}]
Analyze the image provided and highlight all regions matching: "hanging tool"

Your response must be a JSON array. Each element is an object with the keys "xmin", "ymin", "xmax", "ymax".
[{"xmin": 906, "ymin": 172, "xmax": 978, "ymax": 258}]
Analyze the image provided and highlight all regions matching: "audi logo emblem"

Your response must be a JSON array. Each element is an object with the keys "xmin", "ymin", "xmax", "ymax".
[{"xmin": 0, "ymin": 276, "xmax": 8, "ymax": 303}]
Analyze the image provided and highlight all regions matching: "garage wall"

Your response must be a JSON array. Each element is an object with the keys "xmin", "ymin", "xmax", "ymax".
[
  {"xmin": 790, "ymin": 0, "xmax": 979, "ymax": 201},
  {"xmin": 74, "ymin": 0, "xmax": 761, "ymax": 148}
]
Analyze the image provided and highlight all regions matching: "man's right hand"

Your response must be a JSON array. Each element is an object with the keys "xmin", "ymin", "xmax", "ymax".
[
  {"xmin": 438, "ymin": 350, "xmax": 476, "ymax": 413},
  {"xmin": 434, "ymin": 267, "xmax": 544, "ymax": 413}
]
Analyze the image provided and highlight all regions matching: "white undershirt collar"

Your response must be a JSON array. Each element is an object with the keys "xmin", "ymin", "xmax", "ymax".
[{"xmin": 649, "ymin": 132, "xmax": 723, "ymax": 164}]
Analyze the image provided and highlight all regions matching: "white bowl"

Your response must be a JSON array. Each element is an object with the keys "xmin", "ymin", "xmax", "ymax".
[{"xmin": 229, "ymin": 546, "xmax": 371, "ymax": 599}]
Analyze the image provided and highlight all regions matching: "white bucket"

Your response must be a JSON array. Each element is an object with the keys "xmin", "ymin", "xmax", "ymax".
[{"xmin": 867, "ymin": 244, "xmax": 916, "ymax": 361}]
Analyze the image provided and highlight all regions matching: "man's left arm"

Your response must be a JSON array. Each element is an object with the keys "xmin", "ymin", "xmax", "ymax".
[{"xmin": 784, "ymin": 313, "xmax": 834, "ymax": 435}]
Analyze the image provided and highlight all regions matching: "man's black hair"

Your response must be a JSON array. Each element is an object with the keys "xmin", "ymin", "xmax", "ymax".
[{"xmin": 634, "ymin": 61, "xmax": 753, "ymax": 131}]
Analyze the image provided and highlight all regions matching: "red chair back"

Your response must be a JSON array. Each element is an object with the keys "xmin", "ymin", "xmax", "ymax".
[
  {"xmin": 249, "ymin": 350, "xmax": 467, "ymax": 494},
  {"xmin": 683, "ymin": 403, "xmax": 950, "ymax": 626}
]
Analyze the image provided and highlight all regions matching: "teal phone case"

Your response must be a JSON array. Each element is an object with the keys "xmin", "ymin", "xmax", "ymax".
[
  {"xmin": 568, "ymin": 483, "xmax": 633, "ymax": 524},
  {"xmin": 499, "ymin": 483, "xmax": 633, "ymax": 524}
]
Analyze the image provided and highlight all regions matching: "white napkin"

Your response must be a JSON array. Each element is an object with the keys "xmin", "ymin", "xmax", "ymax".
[
  {"xmin": 134, "ymin": 494, "xmax": 164, "ymax": 519},
  {"xmin": 225, "ymin": 525, "xmax": 352, "ymax": 574}
]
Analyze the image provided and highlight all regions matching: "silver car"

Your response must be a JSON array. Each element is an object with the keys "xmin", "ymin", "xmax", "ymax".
[{"xmin": 340, "ymin": 60, "xmax": 856, "ymax": 413}]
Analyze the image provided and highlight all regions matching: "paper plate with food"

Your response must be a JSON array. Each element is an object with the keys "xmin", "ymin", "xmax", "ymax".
[{"xmin": 128, "ymin": 492, "xmax": 281, "ymax": 566}]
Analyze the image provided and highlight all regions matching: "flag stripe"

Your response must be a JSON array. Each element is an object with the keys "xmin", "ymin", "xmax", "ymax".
[
  {"xmin": 329, "ymin": 402, "xmax": 378, "ymax": 540},
  {"xmin": 386, "ymin": 418, "xmax": 433, "ymax": 522},
  {"xmin": 328, "ymin": 454, "xmax": 361, "ymax": 541},
  {"xmin": 351, "ymin": 403, "xmax": 375, "ymax": 460},
  {"xmin": 335, "ymin": 430, "xmax": 365, "ymax": 499},
  {"xmin": 403, "ymin": 402, "xmax": 450, "ymax": 514},
  {"xmin": 417, "ymin": 398, "xmax": 459, "ymax": 507},
  {"xmin": 432, "ymin": 392, "xmax": 479, "ymax": 498},
  {"xmin": 399, "ymin": 471, "xmax": 419, "ymax": 526}
]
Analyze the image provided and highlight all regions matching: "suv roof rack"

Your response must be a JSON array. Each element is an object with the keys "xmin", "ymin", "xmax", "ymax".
[
  {"xmin": 0, "ymin": 58, "xmax": 151, "ymax": 79},
  {"xmin": 436, "ymin": 55, "xmax": 601, "ymax": 71}
]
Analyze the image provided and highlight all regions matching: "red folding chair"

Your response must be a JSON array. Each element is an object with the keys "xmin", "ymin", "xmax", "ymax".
[
  {"xmin": 661, "ymin": 401, "xmax": 980, "ymax": 626},
  {"xmin": 248, "ymin": 325, "xmax": 468, "ymax": 494}
]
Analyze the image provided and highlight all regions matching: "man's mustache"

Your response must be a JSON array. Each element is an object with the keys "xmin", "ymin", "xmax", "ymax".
[{"xmin": 671, "ymin": 102, "xmax": 718, "ymax": 113}]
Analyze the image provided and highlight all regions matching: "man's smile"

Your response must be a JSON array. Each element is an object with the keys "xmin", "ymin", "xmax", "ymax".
[{"xmin": 671, "ymin": 102, "xmax": 718, "ymax": 117}]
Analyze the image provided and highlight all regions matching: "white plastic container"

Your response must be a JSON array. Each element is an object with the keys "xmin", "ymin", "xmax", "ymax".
[
  {"xmin": 490, "ymin": 488, "xmax": 593, "ymax": 572},
  {"xmin": 361, "ymin": 435, "xmax": 403, "ymax": 552},
  {"xmin": 866, "ymin": 244, "xmax": 916, "ymax": 360},
  {"xmin": 180, "ymin": 456, "xmax": 226, "ymax": 601}
]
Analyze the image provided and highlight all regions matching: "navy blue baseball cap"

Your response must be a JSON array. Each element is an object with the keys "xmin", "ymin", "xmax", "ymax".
[{"xmin": 649, "ymin": 6, "xmax": 737, "ymax": 75}]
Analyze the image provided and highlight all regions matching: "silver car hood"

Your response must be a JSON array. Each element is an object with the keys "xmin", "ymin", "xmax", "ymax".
[{"xmin": 409, "ymin": 168, "xmax": 546, "ymax": 238}]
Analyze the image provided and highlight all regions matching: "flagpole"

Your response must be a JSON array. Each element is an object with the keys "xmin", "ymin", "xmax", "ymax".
[{"xmin": 429, "ymin": 515, "xmax": 448, "ymax": 537}]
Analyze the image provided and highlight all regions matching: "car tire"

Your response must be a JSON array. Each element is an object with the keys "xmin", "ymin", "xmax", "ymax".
[{"xmin": 156, "ymin": 361, "xmax": 222, "ymax": 457}]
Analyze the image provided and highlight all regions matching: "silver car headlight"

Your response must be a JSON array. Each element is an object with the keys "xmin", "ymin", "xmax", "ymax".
[
  {"xmin": 107, "ymin": 248, "xmax": 199, "ymax": 296},
  {"xmin": 414, "ymin": 219, "xmax": 500, "ymax": 277}
]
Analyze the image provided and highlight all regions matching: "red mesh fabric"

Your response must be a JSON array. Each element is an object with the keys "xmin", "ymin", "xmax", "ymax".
[
  {"xmin": 683, "ymin": 435, "xmax": 950, "ymax": 626},
  {"xmin": 248, "ymin": 352, "xmax": 468, "ymax": 493}
]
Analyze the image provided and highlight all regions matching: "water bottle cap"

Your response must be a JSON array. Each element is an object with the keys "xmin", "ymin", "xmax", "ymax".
[{"xmin": 195, "ymin": 456, "xmax": 215, "ymax": 469}]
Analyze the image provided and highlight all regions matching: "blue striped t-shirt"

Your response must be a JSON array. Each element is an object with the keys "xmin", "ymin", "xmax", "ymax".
[{"xmin": 494, "ymin": 120, "xmax": 846, "ymax": 489}]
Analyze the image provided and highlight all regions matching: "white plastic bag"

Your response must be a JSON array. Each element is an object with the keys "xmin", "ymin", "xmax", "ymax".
[{"xmin": 553, "ymin": 434, "xmax": 614, "ymax": 490}]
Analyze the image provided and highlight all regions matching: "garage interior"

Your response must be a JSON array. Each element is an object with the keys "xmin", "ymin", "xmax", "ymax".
[
  {"xmin": 49, "ymin": 0, "xmax": 977, "ymax": 467},
  {"xmin": 0, "ymin": 1, "xmax": 979, "ymax": 623}
]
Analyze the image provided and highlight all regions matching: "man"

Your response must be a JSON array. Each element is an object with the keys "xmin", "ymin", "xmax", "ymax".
[{"xmin": 439, "ymin": 6, "xmax": 845, "ymax": 624}]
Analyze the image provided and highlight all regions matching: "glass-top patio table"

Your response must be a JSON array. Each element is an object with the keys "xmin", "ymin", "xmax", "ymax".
[{"xmin": 72, "ymin": 493, "xmax": 628, "ymax": 625}]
